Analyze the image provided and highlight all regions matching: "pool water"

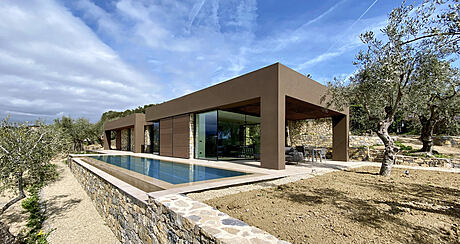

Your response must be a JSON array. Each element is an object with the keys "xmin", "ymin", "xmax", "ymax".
[{"xmin": 88, "ymin": 155, "xmax": 248, "ymax": 184}]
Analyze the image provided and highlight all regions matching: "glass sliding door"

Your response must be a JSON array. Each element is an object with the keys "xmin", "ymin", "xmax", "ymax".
[
  {"xmin": 195, "ymin": 110, "xmax": 261, "ymax": 161},
  {"xmin": 195, "ymin": 111, "xmax": 217, "ymax": 160},
  {"xmin": 245, "ymin": 115, "xmax": 261, "ymax": 159},
  {"xmin": 151, "ymin": 122, "xmax": 160, "ymax": 154},
  {"xmin": 217, "ymin": 110, "xmax": 245, "ymax": 160}
]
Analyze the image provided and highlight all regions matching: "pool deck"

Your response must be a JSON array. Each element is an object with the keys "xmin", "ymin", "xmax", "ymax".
[{"xmin": 71, "ymin": 150, "xmax": 372, "ymax": 200}]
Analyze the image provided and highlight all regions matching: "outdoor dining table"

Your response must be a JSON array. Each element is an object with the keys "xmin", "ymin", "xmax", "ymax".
[{"xmin": 310, "ymin": 147, "xmax": 325, "ymax": 162}]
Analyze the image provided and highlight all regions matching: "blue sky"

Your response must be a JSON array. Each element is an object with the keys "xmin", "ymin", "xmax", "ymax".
[{"xmin": 0, "ymin": 0, "xmax": 403, "ymax": 122}]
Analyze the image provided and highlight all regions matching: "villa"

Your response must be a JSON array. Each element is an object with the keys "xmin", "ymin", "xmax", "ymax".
[{"xmin": 102, "ymin": 63, "xmax": 349, "ymax": 170}]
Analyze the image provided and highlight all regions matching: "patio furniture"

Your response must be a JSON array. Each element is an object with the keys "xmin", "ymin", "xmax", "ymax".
[
  {"xmin": 312, "ymin": 148, "xmax": 327, "ymax": 162},
  {"xmin": 295, "ymin": 145, "xmax": 307, "ymax": 157},
  {"xmin": 285, "ymin": 147, "xmax": 304, "ymax": 164}
]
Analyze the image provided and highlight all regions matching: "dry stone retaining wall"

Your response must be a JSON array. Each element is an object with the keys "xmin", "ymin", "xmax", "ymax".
[{"xmin": 68, "ymin": 157, "xmax": 287, "ymax": 244}]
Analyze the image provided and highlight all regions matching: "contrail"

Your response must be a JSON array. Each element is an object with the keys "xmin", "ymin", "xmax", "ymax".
[
  {"xmin": 188, "ymin": 0, "xmax": 207, "ymax": 31},
  {"xmin": 326, "ymin": 0, "xmax": 379, "ymax": 52}
]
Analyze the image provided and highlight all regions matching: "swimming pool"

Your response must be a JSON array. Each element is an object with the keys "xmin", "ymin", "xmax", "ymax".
[{"xmin": 88, "ymin": 155, "xmax": 248, "ymax": 185}]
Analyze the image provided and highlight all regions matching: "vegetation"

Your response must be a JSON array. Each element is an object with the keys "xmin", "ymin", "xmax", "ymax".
[
  {"xmin": 0, "ymin": 117, "xmax": 66, "ymax": 242},
  {"xmin": 54, "ymin": 116, "xmax": 98, "ymax": 152},
  {"xmin": 328, "ymin": 0, "xmax": 459, "ymax": 176},
  {"xmin": 93, "ymin": 104, "xmax": 156, "ymax": 146},
  {"xmin": 407, "ymin": 55, "xmax": 459, "ymax": 154},
  {"xmin": 394, "ymin": 141, "xmax": 413, "ymax": 151},
  {"xmin": 19, "ymin": 187, "xmax": 51, "ymax": 244}
]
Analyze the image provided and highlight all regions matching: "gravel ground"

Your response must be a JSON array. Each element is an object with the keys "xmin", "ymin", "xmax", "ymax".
[
  {"xmin": 0, "ymin": 192, "xmax": 28, "ymax": 236},
  {"xmin": 42, "ymin": 160, "xmax": 119, "ymax": 244},
  {"xmin": 206, "ymin": 166, "xmax": 460, "ymax": 243},
  {"xmin": 188, "ymin": 162, "xmax": 363, "ymax": 201}
]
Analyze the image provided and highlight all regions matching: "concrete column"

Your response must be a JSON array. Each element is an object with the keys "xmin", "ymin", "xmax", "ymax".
[
  {"xmin": 134, "ymin": 124, "xmax": 144, "ymax": 153},
  {"xmin": 332, "ymin": 112, "xmax": 349, "ymax": 161},
  {"xmin": 260, "ymin": 95, "xmax": 285, "ymax": 170},
  {"xmin": 103, "ymin": 130, "xmax": 111, "ymax": 150},
  {"xmin": 115, "ymin": 130, "xmax": 122, "ymax": 150}
]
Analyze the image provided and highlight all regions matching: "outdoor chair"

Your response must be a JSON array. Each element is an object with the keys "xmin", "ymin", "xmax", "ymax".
[{"xmin": 312, "ymin": 148, "xmax": 327, "ymax": 162}]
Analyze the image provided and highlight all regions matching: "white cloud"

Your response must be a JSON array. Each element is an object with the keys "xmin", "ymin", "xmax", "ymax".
[{"xmin": 0, "ymin": 0, "xmax": 161, "ymax": 122}]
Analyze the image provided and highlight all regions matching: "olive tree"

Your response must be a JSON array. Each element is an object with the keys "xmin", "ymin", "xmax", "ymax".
[
  {"xmin": 408, "ymin": 55, "xmax": 459, "ymax": 154},
  {"xmin": 54, "ymin": 116, "xmax": 97, "ymax": 152},
  {"xmin": 328, "ymin": 0, "xmax": 459, "ymax": 176},
  {"xmin": 0, "ymin": 117, "xmax": 67, "ymax": 215}
]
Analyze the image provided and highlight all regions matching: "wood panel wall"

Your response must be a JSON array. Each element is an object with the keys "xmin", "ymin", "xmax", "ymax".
[
  {"xmin": 159, "ymin": 118, "xmax": 173, "ymax": 156},
  {"xmin": 172, "ymin": 114, "xmax": 190, "ymax": 158}
]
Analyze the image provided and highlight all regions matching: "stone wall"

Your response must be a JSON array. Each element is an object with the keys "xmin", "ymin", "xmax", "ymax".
[
  {"xmin": 287, "ymin": 118, "xmax": 332, "ymax": 147},
  {"xmin": 121, "ymin": 129, "xmax": 129, "ymax": 151},
  {"xmin": 433, "ymin": 136, "xmax": 460, "ymax": 148},
  {"xmin": 68, "ymin": 157, "xmax": 286, "ymax": 244},
  {"xmin": 287, "ymin": 119, "xmax": 384, "ymax": 148}
]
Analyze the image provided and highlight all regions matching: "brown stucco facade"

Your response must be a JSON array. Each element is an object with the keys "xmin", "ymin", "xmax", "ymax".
[
  {"xmin": 144, "ymin": 63, "xmax": 349, "ymax": 170},
  {"xmin": 103, "ymin": 113, "xmax": 147, "ymax": 153}
]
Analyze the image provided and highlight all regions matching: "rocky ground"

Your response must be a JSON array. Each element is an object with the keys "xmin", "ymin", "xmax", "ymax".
[{"xmin": 206, "ymin": 166, "xmax": 460, "ymax": 244}]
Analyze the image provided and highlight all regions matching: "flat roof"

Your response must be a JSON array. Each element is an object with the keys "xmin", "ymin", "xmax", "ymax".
[
  {"xmin": 104, "ymin": 113, "xmax": 146, "ymax": 131},
  {"xmin": 146, "ymin": 63, "xmax": 346, "ymax": 121}
]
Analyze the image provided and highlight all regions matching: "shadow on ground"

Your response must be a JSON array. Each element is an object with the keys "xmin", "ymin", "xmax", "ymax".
[
  {"xmin": 270, "ymin": 168, "xmax": 460, "ymax": 243},
  {"xmin": 45, "ymin": 195, "xmax": 82, "ymax": 219}
]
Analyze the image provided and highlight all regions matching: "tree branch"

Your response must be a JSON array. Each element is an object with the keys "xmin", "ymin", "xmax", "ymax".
[
  {"xmin": 0, "ymin": 173, "xmax": 25, "ymax": 215},
  {"xmin": 401, "ymin": 32, "xmax": 460, "ymax": 45},
  {"xmin": 0, "ymin": 145, "xmax": 9, "ymax": 154}
]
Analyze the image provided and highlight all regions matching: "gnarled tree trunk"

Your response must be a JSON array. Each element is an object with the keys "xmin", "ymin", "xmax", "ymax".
[
  {"xmin": 419, "ymin": 116, "xmax": 436, "ymax": 154},
  {"xmin": 375, "ymin": 119, "xmax": 396, "ymax": 176},
  {"xmin": 419, "ymin": 106, "xmax": 439, "ymax": 154}
]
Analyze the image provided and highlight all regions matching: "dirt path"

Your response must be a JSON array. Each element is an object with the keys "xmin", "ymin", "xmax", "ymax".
[{"xmin": 42, "ymin": 160, "xmax": 119, "ymax": 244}]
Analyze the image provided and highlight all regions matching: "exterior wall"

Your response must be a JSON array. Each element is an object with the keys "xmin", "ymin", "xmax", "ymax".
[
  {"xmin": 159, "ymin": 118, "xmax": 173, "ymax": 156},
  {"xmin": 103, "ymin": 131, "xmax": 111, "ymax": 150},
  {"xmin": 68, "ymin": 158, "xmax": 286, "ymax": 244},
  {"xmin": 116, "ymin": 130, "xmax": 121, "ymax": 150},
  {"xmin": 172, "ymin": 114, "xmax": 190, "ymax": 158},
  {"xmin": 104, "ymin": 113, "xmax": 146, "ymax": 153},
  {"xmin": 130, "ymin": 128, "xmax": 135, "ymax": 152}
]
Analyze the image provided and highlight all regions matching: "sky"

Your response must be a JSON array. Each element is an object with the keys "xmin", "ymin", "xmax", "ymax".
[{"xmin": 0, "ymin": 0, "xmax": 404, "ymax": 123}]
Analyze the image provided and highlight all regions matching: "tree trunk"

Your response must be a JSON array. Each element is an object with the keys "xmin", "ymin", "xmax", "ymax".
[
  {"xmin": 0, "ymin": 221, "xmax": 17, "ymax": 244},
  {"xmin": 375, "ymin": 120, "xmax": 396, "ymax": 176},
  {"xmin": 419, "ymin": 111, "xmax": 438, "ymax": 154},
  {"xmin": 0, "ymin": 173, "xmax": 25, "ymax": 215}
]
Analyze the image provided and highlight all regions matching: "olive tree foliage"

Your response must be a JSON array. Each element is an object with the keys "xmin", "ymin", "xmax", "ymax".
[
  {"xmin": 327, "ymin": 0, "xmax": 459, "ymax": 176},
  {"xmin": 0, "ymin": 117, "xmax": 69, "ymax": 215},
  {"xmin": 54, "ymin": 116, "xmax": 98, "ymax": 152},
  {"xmin": 408, "ymin": 55, "xmax": 459, "ymax": 154}
]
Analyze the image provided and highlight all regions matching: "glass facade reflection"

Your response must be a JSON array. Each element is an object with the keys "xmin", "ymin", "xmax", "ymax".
[
  {"xmin": 146, "ymin": 122, "xmax": 160, "ymax": 154},
  {"xmin": 195, "ymin": 111, "xmax": 218, "ymax": 160},
  {"xmin": 195, "ymin": 110, "xmax": 260, "ymax": 160},
  {"xmin": 151, "ymin": 122, "xmax": 160, "ymax": 154}
]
